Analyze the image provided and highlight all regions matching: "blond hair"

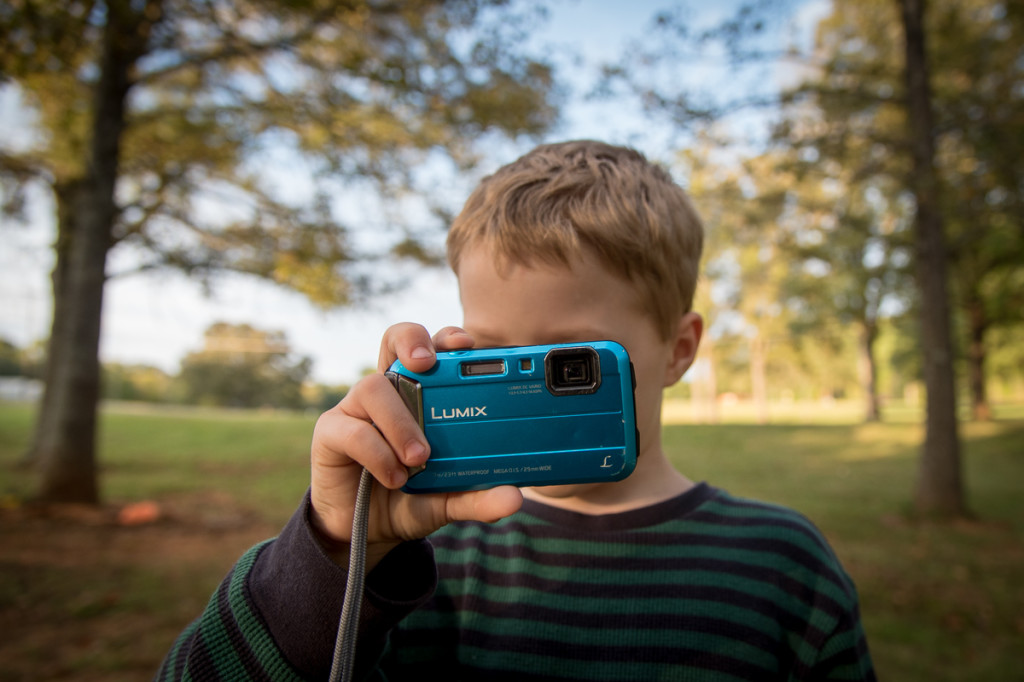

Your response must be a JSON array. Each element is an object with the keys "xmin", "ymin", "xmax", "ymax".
[{"xmin": 447, "ymin": 140, "xmax": 704, "ymax": 339}]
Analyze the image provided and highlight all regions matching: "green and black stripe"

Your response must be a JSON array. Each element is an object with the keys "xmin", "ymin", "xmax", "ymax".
[{"xmin": 383, "ymin": 483, "xmax": 874, "ymax": 681}]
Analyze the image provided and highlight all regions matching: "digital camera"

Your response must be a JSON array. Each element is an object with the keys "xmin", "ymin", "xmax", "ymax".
[{"xmin": 386, "ymin": 341, "xmax": 638, "ymax": 493}]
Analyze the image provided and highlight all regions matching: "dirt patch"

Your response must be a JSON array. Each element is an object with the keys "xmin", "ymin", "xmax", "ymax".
[{"xmin": 0, "ymin": 491, "xmax": 282, "ymax": 682}]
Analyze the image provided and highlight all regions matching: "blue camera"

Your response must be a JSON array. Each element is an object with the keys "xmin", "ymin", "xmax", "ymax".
[{"xmin": 386, "ymin": 341, "xmax": 638, "ymax": 493}]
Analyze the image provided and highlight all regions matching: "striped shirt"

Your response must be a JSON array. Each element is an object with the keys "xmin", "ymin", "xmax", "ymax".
[
  {"xmin": 155, "ymin": 484, "xmax": 874, "ymax": 681},
  {"xmin": 381, "ymin": 483, "xmax": 874, "ymax": 680}
]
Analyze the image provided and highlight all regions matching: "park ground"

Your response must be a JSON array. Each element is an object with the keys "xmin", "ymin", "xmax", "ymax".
[{"xmin": 1, "ymin": 400, "xmax": 1023, "ymax": 681}]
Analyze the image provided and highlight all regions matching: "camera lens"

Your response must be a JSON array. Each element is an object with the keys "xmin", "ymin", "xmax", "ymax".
[
  {"xmin": 545, "ymin": 347, "xmax": 601, "ymax": 395},
  {"xmin": 560, "ymin": 359, "xmax": 590, "ymax": 384}
]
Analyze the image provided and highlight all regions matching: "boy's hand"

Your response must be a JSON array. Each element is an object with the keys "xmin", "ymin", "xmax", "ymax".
[{"xmin": 309, "ymin": 323, "xmax": 523, "ymax": 570}]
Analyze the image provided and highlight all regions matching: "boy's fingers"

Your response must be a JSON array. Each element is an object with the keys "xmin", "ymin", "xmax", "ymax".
[
  {"xmin": 314, "ymin": 374, "xmax": 429, "ymax": 487},
  {"xmin": 390, "ymin": 486, "xmax": 523, "ymax": 540},
  {"xmin": 376, "ymin": 323, "xmax": 475, "ymax": 375},
  {"xmin": 378, "ymin": 322, "xmax": 435, "ymax": 373},
  {"xmin": 432, "ymin": 326, "xmax": 476, "ymax": 352},
  {"xmin": 443, "ymin": 486, "xmax": 524, "ymax": 525},
  {"xmin": 354, "ymin": 374, "xmax": 431, "ymax": 471},
  {"xmin": 312, "ymin": 409, "xmax": 407, "ymax": 490}
]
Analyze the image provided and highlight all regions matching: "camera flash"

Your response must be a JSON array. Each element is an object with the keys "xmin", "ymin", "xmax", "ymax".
[{"xmin": 461, "ymin": 360, "xmax": 506, "ymax": 377}]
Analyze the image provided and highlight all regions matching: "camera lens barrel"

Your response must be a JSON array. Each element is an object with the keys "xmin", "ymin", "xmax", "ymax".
[{"xmin": 545, "ymin": 347, "xmax": 601, "ymax": 395}]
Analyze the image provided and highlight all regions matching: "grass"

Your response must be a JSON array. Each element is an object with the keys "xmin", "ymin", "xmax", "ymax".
[
  {"xmin": 1, "ymin": 400, "xmax": 1023, "ymax": 681},
  {"xmin": 0, "ymin": 402, "xmax": 313, "ymax": 523}
]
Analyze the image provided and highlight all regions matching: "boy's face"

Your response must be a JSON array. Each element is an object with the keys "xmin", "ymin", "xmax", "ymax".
[{"xmin": 456, "ymin": 244, "xmax": 696, "ymax": 500}]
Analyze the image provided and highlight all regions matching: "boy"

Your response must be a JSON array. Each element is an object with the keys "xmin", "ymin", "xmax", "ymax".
[{"xmin": 157, "ymin": 141, "xmax": 875, "ymax": 680}]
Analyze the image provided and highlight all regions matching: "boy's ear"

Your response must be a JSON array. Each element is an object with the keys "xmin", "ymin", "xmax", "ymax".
[{"xmin": 663, "ymin": 312, "xmax": 703, "ymax": 387}]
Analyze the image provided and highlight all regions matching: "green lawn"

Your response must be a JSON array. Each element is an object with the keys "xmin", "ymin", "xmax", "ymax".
[
  {"xmin": 1, "ymin": 401, "xmax": 1022, "ymax": 681},
  {"xmin": 0, "ymin": 402, "xmax": 314, "ymax": 521}
]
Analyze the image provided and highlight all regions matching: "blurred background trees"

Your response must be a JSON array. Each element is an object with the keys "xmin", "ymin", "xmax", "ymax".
[
  {"xmin": 177, "ymin": 322, "xmax": 311, "ymax": 410},
  {"xmin": 0, "ymin": 0, "xmax": 558, "ymax": 503},
  {"xmin": 1, "ymin": 322, "xmax": 345, "ymax": 410}
]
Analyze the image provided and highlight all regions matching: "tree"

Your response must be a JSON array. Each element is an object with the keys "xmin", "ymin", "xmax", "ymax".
[
  {"xmin": 681, "ymin": 145, "xmax": 860, "ymax": 418},
  {"xmin": 178, "ymin": 322, "xmax": 310, "ymax": 409},
  {"xmin": 0, "ymin": 0, "xmax": 557, "ymax": 503},
  {"xmin": 929, "ymin": 0, "xmax": 1024, "ymax": 420},
  {"xmin": 899, "ymin": 0, "xmax": 965, "ymax": 516},
  {"xmin": 779, "ymin": 0, "xmax": 969, "ymax": 513},
  {"xmin": 781, "ymin": 0, "xmax": 1022, "ymax": 426},
  {"xmin": 717, "ymin": 154, "xmax": 800, "ymax": 423},
  {"xmin": 777, "ymin": 0, "xmax": 972, "ymax": 514},
  {"xmin": 773, "ymin": 151, "xmax": 915, "ymax": 422}
]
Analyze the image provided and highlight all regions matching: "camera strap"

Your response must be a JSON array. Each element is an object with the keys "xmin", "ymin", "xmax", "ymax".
[{"xmin": 329, "ymin": 467, "xmax": 374, "ymax": 682}]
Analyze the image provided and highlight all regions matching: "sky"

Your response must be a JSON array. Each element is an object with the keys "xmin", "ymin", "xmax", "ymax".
[{"xmin": 0, "ymin": 0, "xmax": 825, "ymax": 386}]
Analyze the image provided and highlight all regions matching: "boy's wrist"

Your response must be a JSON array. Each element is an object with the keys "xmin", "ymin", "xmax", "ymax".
[{"xmin": 308, "ymin": 507, "xmax": 400, "ymax": 571}]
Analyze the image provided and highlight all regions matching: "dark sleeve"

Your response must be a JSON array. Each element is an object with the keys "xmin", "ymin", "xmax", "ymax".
[{"xmin": 153, "ymin": 490, "xmax": 437, "ymax": 681}]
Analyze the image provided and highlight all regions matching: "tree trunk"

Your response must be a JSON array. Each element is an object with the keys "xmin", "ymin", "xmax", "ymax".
[
  {"xmin": 899, "ymin": 0, "xmax": 967, "ymax": 517},
  {"xmin": 858, "ymin": 320, "xmax": 881, "ymax": 422},
  {"xmin": 33, "ymin": 1, "xmax": 159, "ymax": 503},
  {"xmin": 36, "ymin": 184, "xmax": 109, "ymax": 503},
  {"xmin": 21, "ymin": 180, "xmax": 79, "ymax": 467},
  {"xmin": 966, "ymin": 296, "xmax": 991, "ymax": 421}
]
